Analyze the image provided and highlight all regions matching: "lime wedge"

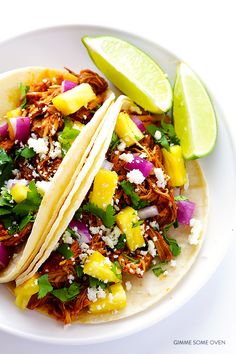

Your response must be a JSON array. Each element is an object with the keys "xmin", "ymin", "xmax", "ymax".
[
  {"xmin": 82, "ymin": 36, "xmax": 173, "ymax": 114},
  {"xmin": 173, "ymin": 62, "xmax": 217, "ymax": 159}
]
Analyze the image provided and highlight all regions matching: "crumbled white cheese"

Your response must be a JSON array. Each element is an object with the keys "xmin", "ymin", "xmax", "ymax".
[
  {"xmin": 154, "ymin": 130, "xmax": 162, "ymax": 140},
  {"xmin": 36, "ymin": 180, "xmax": 51, "ymax": 195},
  {"xmin": 148, "ymin": 240, "xmax": 157, "ymax": 257},
  {"xmin": 189, "ymin": 218, "xmax": 202, "ymax": 245},
  {"xmin": 49, "ymin": 141, "xmax": 62, "ymax": 159},
  {"xmin": 67, "ymin": 274, "xmax": 75, "ymax": 284},
  {"xmin": 154, "ymin": 168, "xmax": 166, "ymax": 188},
  {"xmin": 102, "ymin": 226, "xmax": 121, "ymax": 249},
  {"xmin": 117, "ymin": 140, "xmax": 126, "ymax": 151},
  {"xmin": 127, "ymin": 169, "xmax": 145, "ymax": 184},
  {"xmin": 163, "ymin": 270, "xmax": 169, "ymax": 276},
  {"xmin": 139, "ymin": 152, "xmax": 147, "ymax": 159},
  {"xmin": 28, "ymin": 136, "xmax": 49, "ymax": 159},
  {"xmin": 89, "ymin": 226, "xmax": 101, "ymax": 235},
  {"xmin": 119, "ymin": 153, "xmax": 134, "ymax": 163},
  {"xmin": 12, "ymin": 169, "xmax": 19, "ymax": 176},
  {"xmin": 62, "ymin": 230, "xmax": 73, "ymax": 244},
  {"xmin": 87, "ymin": 286, "xmax": 106, "ymax": 302},
  {"xmin": 170, "ymin": 260, "xmax": 177, "ymax": 267},
  {"xmin": 125, "ymin": 281, "xmax": 132, "ymax": 291},
  {"xmin": 149, "ymin": 221, "xmax": 159, "ymax": 230}
]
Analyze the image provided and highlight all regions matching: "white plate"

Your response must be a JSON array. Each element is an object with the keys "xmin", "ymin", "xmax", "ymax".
[{"xmin": 0, "ymin": 25, "xmax": 235, "ymax": 345}]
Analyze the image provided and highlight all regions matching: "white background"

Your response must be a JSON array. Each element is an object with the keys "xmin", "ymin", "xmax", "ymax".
[{"xmin": 0, "ymin": 0, "xmax": 235, "ymax": 353}]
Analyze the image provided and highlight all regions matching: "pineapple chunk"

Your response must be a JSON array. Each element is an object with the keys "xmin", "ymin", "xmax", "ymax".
[
  {"xmin": 6, "ymin": 108, "xmax": 22, "ymax": 118},
  {"xmin": 83, "ymin": 251, "xmax": 120, "ymax": 283},
  {"xmin": 15, "ymin": 275, "xmax": 39, "ymax": 310},
  {"xmin": 89, "ymin": 283, "xmax": 127, "ymax": 313},
  {"xmin": 162, "ymin": 145, "xmax": 187, "ymax": 187},
  {"xmin": 89, "ymin": 169, "xmax": 118, "ymax": 210},
  {"xmin": 52, "ymin": 83, "xmax": 96, "ymax": 116},
  {"xmin": 73, "ymin": 121, "xmax": 85, "ymax": 131},
  {"xmin": 115, "ymin": 112, "xmax": 144, "ymax": 147},
  {"xmin": 10, "ymin": 183, "xmax": 29, "ymax": 203},
  {"xmin": 116, "ymin": 207, "xmax": 145, "ymax": 252}
]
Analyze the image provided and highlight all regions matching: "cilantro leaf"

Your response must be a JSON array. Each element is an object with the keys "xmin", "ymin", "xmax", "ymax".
[
  {"xmin": 147, "ymin": 121, "xmax": 180, "ymax": 151},
  {"xmin": 51, "ymin": 282, "xmax": 81, "ymax": 302},
  {"xmin": 81, "ymin": 203, "xmax": 116, "ymax": 228},
  {"xmin": 0, "ymin": 149, "xmax": 13, "ymax": 188},
  {"xmin": 111, "ymin": 261, "xmax": 122, "ymax": 281},
  {"xmin": 161, "ymin": 120, "xmax": 180, "ymax": 145},
  {"xmin": 19, "ymin": 83, "xmax": 30, "ymax": 109},
  {"xmin": 162, "ymin": 222, "xmax": 181, "ymax": 257},
  {"xmin": 12, "ymin": 181, "xmax": 42, "ymax": 216},
  {"xmin": 132, "ymin": 220, "xmax": 144, "ymax": 228},
  {"xmin": 18, "ymin": 213, "xmax": 34, "ymax": 231},
  {"xmin": 120, "ymin": 180, "xmax": 149, "ymax": 210},
  {"xmin": 152, "ymin": 266, "xmax": 164, "ymax": 277},
  {"xmin": 174, "ymin": 195, "xmax": 189, "ymax": 201},
  {"xmin": 124, "ymin": 254, "xmax": 139, "ymax": 264},
  {"xmin": 18, "ymin": 147, "xmax": 36, "ymax": 159},
  {"xmin": 89, "ymin": 276, "xmax": 107, "ymax": 290},
  {"xmin": 147, "ymin": 125, "xmax": 169, "ymax": 150},
  {"xmin": 57, "ymin": 244, "xmax": 73, "ymax": 259},
  {"xmin": 0, "ymin": 188, "xmax": 13, "ymax": 207},
  {"xmin": 109, "ymin": 132, "xmax": 120, "ymax": 150},
  {"xmin": 59, "ymin": 118, "xmax": 80, "ymax": 154},
  {"xmin": 75, "ymin": 265, "xmax": 84, "ymax": 278},
  {"xmin": 116, "ymin": 234, "xmax": 126, "ymax": 250},
  {"xmin": 38, "ymin": 274, "xmax": 53, "ymax": 299}
]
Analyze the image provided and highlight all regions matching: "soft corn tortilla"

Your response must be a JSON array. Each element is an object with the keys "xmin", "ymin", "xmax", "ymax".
[
  {"xmin": 0, "ymin": 66, "xmax": 114, "ymax": 282},
  {"xmin": 17, "ymin": 96, "xmax": 207, "ymax": 324}
]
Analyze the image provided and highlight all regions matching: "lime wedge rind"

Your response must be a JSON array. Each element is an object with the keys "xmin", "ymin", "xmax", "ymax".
[
  {"xmin": 173, "ymin": 62, "xmax": 217, "ymax": 160},
  {"xmin": 82, "ymin": 36, "xmax": 173, "ymax": 114}
]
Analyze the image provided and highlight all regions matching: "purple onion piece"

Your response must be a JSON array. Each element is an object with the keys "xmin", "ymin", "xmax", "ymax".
[
  {"xmin": 125, "ymin": 154, "xmax": 153, "ymax": 178},
  {"xmin": 8, "ymin": 117, "xmax": 30, "ymax": 143},
  {"xmin": 69, "ymin": 219, "xmax": 92, "ymax": 244},
  {"xmin": 177, "ymin": 200, "xmax": 195, "ymax": 225},
  {"xmin": 62, "ymin": 80, "xmax": 77, "ymax": 92},
  {"xmin": 131, "ymin": 116, "xmax": 146, "ymax": 132},
  {"xmin": 0, "ymin": 119, "xmax": 9, "ymax": 138},
  {"xmin": 138, "ymin": 205, "xmax": 158, "ymax": 219},
  {"xmin": 0, "ymin": 243, "xmax": 10, "ymax": 270}
]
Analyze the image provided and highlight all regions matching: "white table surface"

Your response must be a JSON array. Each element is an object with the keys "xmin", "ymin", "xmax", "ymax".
[{"xmin": 0, "ymin": 1, "xmax": 235, "ymax": 353}]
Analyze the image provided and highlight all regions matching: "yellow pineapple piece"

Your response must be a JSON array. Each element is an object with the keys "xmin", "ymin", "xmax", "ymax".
[
  {"xmin": 115, "ymin": 112, "xmax": 144, "ymax": 147},
  {"xmin": 162, "ymin": 145, "xmax": 187, "ymax": 187},
  {"xmin": 14, "ymin": 275, "xmax": 39, "ymax": 310},
  {"xmin": 83, "ymin": 251, "xmax": 120, "ymax": 283},
  {"xmin": 73, "ymin": 121, "xmax": 85, "ymax": 131},
  {"xmin": 10, "ymin": 183, "xmax": 29, "ymax": 203},
  {"xmin": 89, "ymin": 283, "xmax": 127, "ymax": 313},
  {"xmin": 116, "ymin": 207, "xmax": 145, "ymax": 252},
  {"xmin": 89, "ymin": 169, "xmax": 118, "ymax": 210},
  {"xmin": 6, "ymin": 107, "xmax": 22, "ymax": 118},
  {"xmin": 52, "ymin": 83, "xmax": 96, "ymax": 115}
]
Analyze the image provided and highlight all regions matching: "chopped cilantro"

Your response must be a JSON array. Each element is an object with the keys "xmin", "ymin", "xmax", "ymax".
[
  {"xmin": 147, "ymin": 120, "xmax": 180, "ymax": 151},
  {"xmin": 51, "ymin": 282, "xmax": 81, "ymax": 302},
  {"xmin": 132, "ymin": 220, "xmax": 144, "ymax": 228},
  {"xmin": 57, "ymin": 244, "xmax": 73, "ymax": 259},
  {"xmin": 75, "ymin": 265, "xmax": 84, "ymax": 278},
  {"xmin": 12, "ymin": 181, "xmax": 42, "ymax": 216},
  {"xmin": 59, "ymin": 118, "xmax": 80, "ymax": 154},
  {"xmin": 124, "ymin": 254, "xmax": 139, "ymax": 264},
  {"xmin": 0, "ymin": 149, "xmax": 13, "ymax": 189},
  {"xmin": 109, "ymin": 132, "xmax": 120, "ymax": 150},
  {"xmin": 152, "ymin": 266, "xmax": 164, "ymax": 277},
  {"xmin": 0, "ymin": 187, "xmax": 13, "ymax": 207},
  {"xmin": 111, "ymin": 260, "xmax": 122, "ymax": 281},
  {"xmin": 19, "ymin": 83, "xmax": 30, "ymax": 109},
  {"xmin": 120, "ymin": 180, "xmax": 149, "ymax": 210},
  {"xmin": 17, "ymin": 147, "xmax": 36, "ymax": 159},
  {"xmin": 162, "ymin": 222, "xmax": 181, "ymax": 257},
  {"xmin": 174, "ymin": 195, "xmax": 189, "ymax": 201},
  {"xmin": 18, "ymin": 213, "xmax": 34, "ymax": 231},
  {"xmin": 89, "ymin": 276, "xmax": 107, "ymax": 290},
  {"xmin": 161, "ymin": 120, "xmax": 180, "ymax": 145},
  {"xmin": 79, "ymin": 203, "xmax": 116, "ymax": 228},
  {"xmin": 38, "ymin": 274, "xmax": 53, "ymax": 299},
  {"xmin": 116, "ymin": 234, "xmax": 126, "ymax": 250}
]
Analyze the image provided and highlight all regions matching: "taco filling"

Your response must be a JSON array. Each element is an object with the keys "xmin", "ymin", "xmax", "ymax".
[
  {"xmin": 16, "ymin": 104, "xmax": 201, "ymax": 324},
  {"xmin": 0, "ymin": 68, "xmax": 108, "ymax": 269}
]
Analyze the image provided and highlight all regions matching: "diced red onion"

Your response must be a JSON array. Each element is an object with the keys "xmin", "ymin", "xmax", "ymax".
[
  {"xmin": 138, "ymin": 205, "xmax": 158, "ymax": 219},
  {"xmin": 69, "ymin": 219, "xmax": 92, "ymax": 244},
  {"xmin": 8, "ymin": 117, "xmax": 30, "ymax": 143},
  {"xmin": 0, "ymin": 243, "xmax": 10, "ymax": 270},
  {"xmin": 177, "ymin": 200, "xmax": 195, "ymax": 225},
  {"xmin": 0, "ymin": 119, "xmax": 9, "ymax": 138},
  {"xmin": 131, "ymin": 116, "xmax": 146, "ymax": 132},
  {"xmin": 125, "ymin": 155, "xmax": 153, "ymax": 178},
  {"xmin": 101, "ymin": 159, "xmax": 114, "ymax": 171},
  {"xmin": 61, "ymin": 80, "xmax": 77, "ymax": 92}
]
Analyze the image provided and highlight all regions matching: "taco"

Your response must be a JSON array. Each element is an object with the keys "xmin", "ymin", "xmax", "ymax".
[
  {"xmin": 0, "ymin": 66, "xmax": 114, "ymax": 282},
  {"xmin": 14, "ymin": 96, "xmax": 207, "ymax": 324}
]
